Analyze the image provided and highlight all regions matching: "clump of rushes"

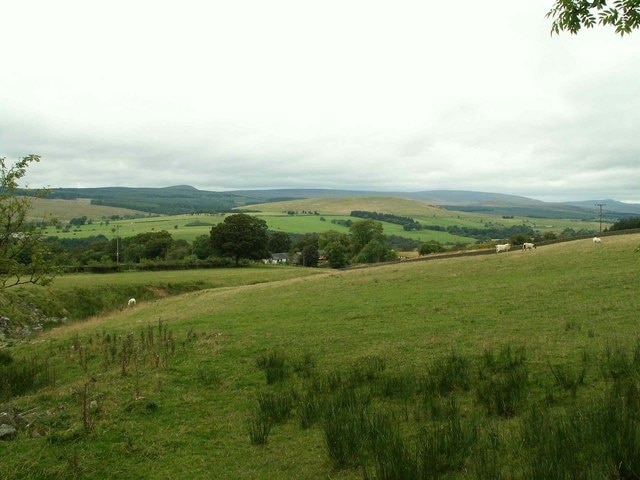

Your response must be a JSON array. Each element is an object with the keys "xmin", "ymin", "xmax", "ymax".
[
  {"xmin": 256, "ymin": 349, "xmax": 290, "ymax": 384},
  {"xmin": 476, "ymin": 345, "xmax": 528, "ymax": 417}
]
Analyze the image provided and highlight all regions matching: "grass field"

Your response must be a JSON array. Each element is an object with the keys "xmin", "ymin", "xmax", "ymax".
[
  {"xmin": 26, "ymin": 197, "xmax": 146, "ymax": 223},
  {"xmin": 48, "ymin": 265, "xmax": 327, "ymax": 290},
  {"xmin": 2, "ymin": 233, "xmax": 639, "ymax": 479},
  {"xmin": 43, "ymin": 211, "xmax": 477, "ymax": 244},
  {"xmin": 39, "ymin": 195, "xmax": 607, "ymax": 245}
]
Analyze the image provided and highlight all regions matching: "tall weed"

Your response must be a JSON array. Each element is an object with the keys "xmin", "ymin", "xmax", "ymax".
[
  {"xmin": 247, "ymin": 412, "xmax": 271, "ymax": 445},
  {"xmin": 424, "ymin": 351, "xmax": 472, "ymax": 396},
  {"xmin": 476, "ymin": 346, "xmax": 528, "ymax": 417},
  {"xmin": 0, "ymin": 356, "xmax": 55, "ymax": 400},
  {"xmin": 257, "ymin": 389, "xmax": 295, "ymax": 424},
  {"xmin": 322, "ymin": 387, "xmax": 371, "ymax": 469},
  {"xmin": 256, "ymin": 349, "xmax": 290, "ymax": 384},
  {"xmin": 419, "ymin": 402, "xmax": 478, "ymax": 476},
  {"xmin": 366, "ymin": 410, "xmax": 420, "ymax": 480},
  {"xmin": 549, "ymin": 356, "xmax": 588, "ymax": 397}
]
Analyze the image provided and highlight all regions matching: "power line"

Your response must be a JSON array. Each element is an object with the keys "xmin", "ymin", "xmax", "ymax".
[{"xmin": 595, "ymin": 203, "xmax": 606, "ymax": 233}]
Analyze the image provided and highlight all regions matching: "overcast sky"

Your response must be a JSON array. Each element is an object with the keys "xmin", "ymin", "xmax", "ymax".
[{"xmin": 2, "ymin": 1, "xmax": 639, "ymax": 202}]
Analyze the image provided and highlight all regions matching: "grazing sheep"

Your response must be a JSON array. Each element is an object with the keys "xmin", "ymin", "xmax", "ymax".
[
  {"xmin": 495, "ymin": 243, "xmax": 511, "ymax": 253},
  {"xmin": 593, "ymin": 237, "xmax": 602, "ymax": 244},
  {"xmin": 127, "ymin": 298, "xmax": 137, "ymax": 307},
  {"xmin": 522, "ymin": 242, "xmax": 536, "ymax": 251}
]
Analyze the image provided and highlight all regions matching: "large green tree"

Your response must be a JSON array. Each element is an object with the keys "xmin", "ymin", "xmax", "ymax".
[
  {"xmin": 0, "ymin": 155, "xmax": 56, "ymax": 288},
  {"xmin": 319, "ymin": 230, "xmax": 351, "ymax": 268},
  {"xmin": 349, "ymin": 219, "xmax": 396, "ymax": 264},
  {"xmin": 192, "ymin": 234, "xmax": 213, "ymax": 260},
  {"xmin": 210, "ymin": 213, "xmax": 269, "ymax": 266},
  {"xmin": 547, "ymin": 0, "xmax": 640, "ymax": 35},
  {"xmin": 349, "ymin": 219, "xmax": 384, "ymax": 254},
  {"xmin": 268, "ymin": 231, "xmax": 291, "ymax": 253},
  {"xmin": 290, "ymin": 234, "xmax": 319, "ymax": 267}
]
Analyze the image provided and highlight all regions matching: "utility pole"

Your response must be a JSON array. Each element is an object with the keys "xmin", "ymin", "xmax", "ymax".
[
  {"xmin": 595, "ymin": 203, "xmax": 606, "ymax": 233},
  {"xmin": 116, "ymin": 224, "xmax": 120, "ymax": 265}
]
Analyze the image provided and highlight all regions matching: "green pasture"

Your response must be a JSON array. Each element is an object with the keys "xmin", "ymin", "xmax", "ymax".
[
  {"xmin": 45, "ymin": 212, "xmax": 476, "ymax": 245},
  {"xmin": 45, "ymin": 214, "xmax": 226, "ymax": 242},
  {"xmin": 243, "ymin": 196, "xmax": 608, "ymax": 234},
  {"xmin": 4, "ymin": 266, "xmax": 326, "ymax": 328},
  {"xmin": 48, "ymin": 265, "xmax": 326, "ymax": 291},
  {"xmin": 2, "ymin": 233, "xmax": 640, "ymax": 478},
  {"xmin": 255, "ymin": 213, "xmax": 474, "ymax": 244},
  {"xmin": 241, "ymin": 196, "xmax": 448, "ymax": 216},
  {"xmin": 27, "ymin": 197, "xmax": 146, "ymax": 223},
  {"xmin": 39, "ymin": 195, "xmax": 608, "ymax": 246}
]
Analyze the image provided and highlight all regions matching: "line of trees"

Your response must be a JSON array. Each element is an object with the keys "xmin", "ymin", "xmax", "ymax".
[
  {"xmin": 1, "ymin": 155, "xmax": 631, "ymax": 285},
  {"xmin": 35, "ymin": 214, "xmax": 399, "ymax": 271},
  {"xmin": 350, "ymin": 211, "xmax": 422, "ymax": 231},
  {"xmin": 209, "ymin": 214, "xmax": 397, "ymax": 269},
  {"xmin": 608, "ymin": 217, "xmax": 640, "ymax": 232}
]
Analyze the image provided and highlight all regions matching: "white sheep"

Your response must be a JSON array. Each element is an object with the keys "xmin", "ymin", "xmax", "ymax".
[{"xmin": 495, "ymin": 243, "xmax": 511, "ymax": 253}]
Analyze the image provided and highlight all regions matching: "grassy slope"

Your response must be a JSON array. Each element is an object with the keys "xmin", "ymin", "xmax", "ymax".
[
  {"xmin": 241, "ymin": 196, "xmax": 453, "ymax": 216},
  {"xmin": 40, "ymin": 196, "xmax": 606, "ymax": 244},
  {"xmin": 2, "ymin": 233, "xmax": 639, "ymax": 478},
  {"xmin": 44, "ymin": 211, "xmax": 476, "ymax": 244},
  {"xmin": 27, "ymin": 197, "xmax": 146, "ymax": 223},
  {"xmin": 245, "ymin": 196, "xmax": 605, "ymax": 237},
  {"xmin": 47, "ymin": 266, "xmax": 321, "ymax": 289}
]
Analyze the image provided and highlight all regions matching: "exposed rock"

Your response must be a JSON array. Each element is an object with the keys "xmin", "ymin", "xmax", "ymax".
[{"xmin": 0, "ymin": 424, "xmax": 17, "ymax": 441}]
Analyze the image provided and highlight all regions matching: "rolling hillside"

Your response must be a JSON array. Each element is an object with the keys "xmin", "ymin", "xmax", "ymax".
[
  {"xmin": 2, "ymin": 233, "xmax": 640, "ymax": 478},
  {"xmin": 26, "ymin": 197, "xmax": 148, "ymax": 223},
  {"xmin": 29, "ymin": 185, "xmax": 640, "ymax": 220},
  {"xmin": 239, "ymin": 196, "xmax": 450, "ymax": 216}
]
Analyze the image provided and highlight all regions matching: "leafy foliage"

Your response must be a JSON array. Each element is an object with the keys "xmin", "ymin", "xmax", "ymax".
[
  {"xmin": 210, "ymin": 213, "xmax": 270, "ymax": 266},
  {"xmin": 349, "ymin": 219, "xmax": 396, "ymax": 264},
  {"xmin": 609, "ymin": 216, "xmax": 640, "ymax": 231},
  {"xmin": 547, "ymin": 0, "xmax": 640, "ymax": 35},
  {"xmin": 0, "ymin": 155, "xmax": 57, "ymax": 288},
  {"xmin": 350, "ymin": 210, "xmax": 422, "ymax": 230},
  {"xmin": 419, "ymin": 241, "xmax": 446, "ymax": 255}
]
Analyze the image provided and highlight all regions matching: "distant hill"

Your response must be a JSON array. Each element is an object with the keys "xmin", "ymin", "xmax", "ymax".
[
  {"xmin": 563, "ymin": 199, "xmax": 640, "ymax": 216},
  {"xmin": 238, "ymin": 196, "xmax": 448, "ymax": 217},
  {"xmin": 40, "ymin": 185, "xmax": 264, "ymax": 215},
  {"xmin": 27, "ymin": 197, "xmax": 146, "ymax": 223},
  {"xmin": 31, "ymin": 185, "xmax": 640, "ymax": 220}
]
